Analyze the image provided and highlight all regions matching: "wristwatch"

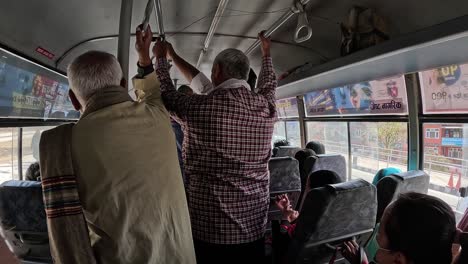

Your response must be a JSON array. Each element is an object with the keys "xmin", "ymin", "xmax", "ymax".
[{"xmin": 136, "ymin": 62, "xmax": 154, "ymax": 78}]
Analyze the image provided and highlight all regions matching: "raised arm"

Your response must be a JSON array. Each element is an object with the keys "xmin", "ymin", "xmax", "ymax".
[
  {"xmin": 256, "ymin": 32, "xmax": 277, "ymax": 102},
  {"xmin": 132, "ymin": 25, "xmax": 162, "ymax": 107},
  {"xmin": 167, "ymin": 44, "xmax": 214, "ymax": 95},
  {"xmin": 153, "ymin": 39, "xmax": 195, "ymax": 119}
]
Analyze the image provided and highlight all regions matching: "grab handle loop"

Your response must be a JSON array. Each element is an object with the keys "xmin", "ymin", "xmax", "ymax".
[{"xmin": 293, "ymin": 2, "xmax": 313, "ymax": 43}]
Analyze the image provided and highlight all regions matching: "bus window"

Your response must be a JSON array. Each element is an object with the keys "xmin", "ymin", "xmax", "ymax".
[
  {"xmin": 350, "ymin": 122, "xmax": 408, "ymax": 183},
  {"xmin": 423, "ymin": 123, "xmax": 467, "ymax": 220},
  {"xmin": 0, "ymin": 128, "xmax": 19, "ymax": 183},
  {"xmin": 306, "ymin": 121, "xmax": 349, "ymax": 163},
  {"xmin": 21, "ymin": 126, "xmax": 54, "ymax": 175},
  {"xmin": 272, "ymin": 121, "xmax": 286, "ymax": 146},
  {"xmin": 285, "ymin": 121, "xmax": 301, "ymax": 147}
]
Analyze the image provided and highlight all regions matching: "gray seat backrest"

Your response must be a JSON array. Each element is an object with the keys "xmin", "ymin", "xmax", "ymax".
[
  {"xmin": 376, "ymin": 170, "xmax": 429, "ymax": 222},
  {"xmin": 0, "ymin": 180, "xmax": 51, "ymax": 263},
  {"xmin": 268, "ymin": 157, "xmax": 301, "ymax": 221},
  {"xmin": 307, "ymin": 154, "xmax": 347, "ymax": 182},
  {"xmin": 289, "ymin": 179, "xmax": 377, "ymax": 263},
  {"xmin": 274, "ymin": 146, "xmax": 301, "ymax": 158}
]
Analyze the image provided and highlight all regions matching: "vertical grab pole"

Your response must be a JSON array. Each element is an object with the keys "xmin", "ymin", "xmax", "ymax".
[
  {"xmin": 117, "ymin": 0, "xmax": 134, "ymax": 83},
  {"xmin": 153, "ymin": 0, "xmax": 165, "ymax": 38}
]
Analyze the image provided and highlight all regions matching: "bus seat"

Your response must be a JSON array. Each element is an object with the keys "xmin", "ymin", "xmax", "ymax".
[
  {"xmin": 376, "ymin": 170, "xmax": 429, "ymax": 223},
  {"xmin": 273, "ymin": 146, "xmax": 301, "ymax": 158},
  {"xmin": 0, "ymin": 180, "xmax": 52, "ymax": 263},
  {"xmin": 268, "ymin": 157, "xmax": 301, "ymax": 222},
  {"xmin": 286, "ymin": 179, "xmax": 377, "ymax": 264},
  {"xmin": 304, "ymin": 154, "xmax": 347, "ymax": 182}
]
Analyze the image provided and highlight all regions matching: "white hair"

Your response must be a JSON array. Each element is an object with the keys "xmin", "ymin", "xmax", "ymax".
[
  {"xmin": 67, "ymin": 51, "xmax": 123, "ymax": 103},
  {"xmin": 213, "ymin": 48, "xmax": 250, "ymax": 80}
]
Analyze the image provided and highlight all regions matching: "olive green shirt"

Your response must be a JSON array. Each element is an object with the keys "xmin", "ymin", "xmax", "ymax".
[{"xmin": 71, "ymin": 72, "xmax": 195, "ymax": 264}]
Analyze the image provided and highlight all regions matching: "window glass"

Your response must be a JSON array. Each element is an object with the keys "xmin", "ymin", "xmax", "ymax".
[
  {"xmin": 0, "ymin": 48, "xmax": 79, "ymax": 120},
  {"xmin": 422, "ymin": 123, "xmax": 468, "ymax": 219},
  {"xmin": 285, "ymin": 121, "xmax": 301, "ymax": 147},
  {"xmin": 22, "ymin": 126, "xmax": 54, "ymax": 176},
  {"xmin": 419, "ymin": 63, "xmax": 468, "ymax": 114},
  {"xmin": 0, "ymin": 128, "xmax": 19, "ymax": 183},
  {"xmin": 276, "ymin": 97, "xmax": 299, "ymax": 118},
  {"xmin": 304, "ymin": 75, "xmax": 407, "ymax": 116},
  {"xmin": 306, "ymin": 121, "xmax": 349, "ymax": 170},
  {"xmin": 350, "ymin": 122, "xmax": 408, "ymax": 183},
  {"xmin": 272, "ymin": 121, "xmax": 286, "ymax": 147}
]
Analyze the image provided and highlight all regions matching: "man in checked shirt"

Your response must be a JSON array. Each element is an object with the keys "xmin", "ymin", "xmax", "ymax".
[{"xmin": 143, "ymin": 31, "xmax": 276, "ymax": 263}]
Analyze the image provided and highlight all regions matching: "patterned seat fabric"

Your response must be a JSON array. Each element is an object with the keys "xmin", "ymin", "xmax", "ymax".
[
  {"xmin": 305, "ymin": 154, "xmax": 347, "ymax": 183},
  {"xmin": 376, "ymin": 170, "xmax": 429, "ymax": 222},
  {"xmin": 0, "ymin": 180, "xmax": 51, "ymax": 262},
  {"xmin": 274, "ymin": 146, "xmax": 302, "ymax": 158},
  {"xmin": 268, "ymin": 157, "xmax": 301, "ymax": 221},
  {"xmin": 289, "ymin": 179, "xmax": 377, "ymax": 263}
]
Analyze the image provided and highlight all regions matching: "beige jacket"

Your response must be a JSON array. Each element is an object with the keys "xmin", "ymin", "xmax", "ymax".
[{"xmin": 71, "ymin": 72, "xmax": 196, "ymax": 264}]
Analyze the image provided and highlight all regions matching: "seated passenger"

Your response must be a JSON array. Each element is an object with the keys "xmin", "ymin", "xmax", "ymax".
[
  {"xmin": 25, "ymin": 162, "xmax": 40, "ymax": 181},
  {"xmin": 273, "ymin": 139, "xmax": 291, "ymax": 157},
  {"xmin": 341, "ymin": 192, "xmax": 466, "ymax": 264},
  {"xmin": 171, "ymin": 84, "xmax": 193, "ymax": 186},
  {"xmin": 306, "ymin": 141, "xmax": 325, "ymax": 154},
  {"xmin": 150, "ymin": 32, "xmax": 276, "ymax": 263},
  {"xmin": 371, "ymin": 167, "xmax": 402, "ymax": 186},
  {"xmin": 275, "ymin": 170, "xmax": 342, "ymax": 237},
  {"xmin": 39, "ymin": 25, "xmax": 195, "ymax": 263}
]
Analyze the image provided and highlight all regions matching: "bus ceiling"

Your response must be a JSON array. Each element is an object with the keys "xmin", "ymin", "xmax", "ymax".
[{"xmin": 0, "ymin": 0, "xmax": 468, "ymax": 91}]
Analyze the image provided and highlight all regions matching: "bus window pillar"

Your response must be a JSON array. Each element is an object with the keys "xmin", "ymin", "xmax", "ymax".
[
  {"xmin": 406, "ymin": 73, "xmax": 421, "ymax": 171},
  {"xmin": 297, "ymin": 95, "xmax": 306, "ymax": 148},
  {"xmin": 117, "ymin": 0, "xmax": 133, "ymax": 84}
]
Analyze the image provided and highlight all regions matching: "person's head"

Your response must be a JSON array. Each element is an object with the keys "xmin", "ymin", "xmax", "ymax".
[
  {"xmin": 211, "ymin": 48, "xmax": 250, "ymax": 86},
  {"xmin": 372, "ymin": 167, "xmax": 402, "ymax": 186},
  {"xmin": 376, "ymin": 192, "xmax": 456, "ymax": 264},
  {"xmin": 178, "ymin": 85, "xmax": 194, "ymax": 95},
  {"xmin": 307, "ymin": 170, "xmax": 342, "ymax": 190},
  {"xmin": 25, "ymin": 162, "xmax": 40, "ymax": 181},
  {"xmin": 295, "ymin": 149, "xmax": 316, "ymax": 164},
  {"xmin": 306, "ymin": 141, "xmax": 325, "ymax": 154},
  {"xmin": 67, "ymin": 51, "xmax": 124, "ymax": 112},
  {"xmin": 273, "ymin": 139, "xmax": 290, "ymax": 148},
  {"xmin": 247, "ymin": 68, "xmax": 257, "ymax": 90}
]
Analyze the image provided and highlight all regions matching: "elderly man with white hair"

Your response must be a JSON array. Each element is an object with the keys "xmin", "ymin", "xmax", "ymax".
[
  {"xmin": 45, "ymin": 25, "xmax": 196, "ymax": 263},
  {"xmin": 138, "ymin": 31, "xmax": 277, "ymax": 263}
]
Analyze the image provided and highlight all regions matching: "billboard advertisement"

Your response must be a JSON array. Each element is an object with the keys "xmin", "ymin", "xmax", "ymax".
[
  {"xmin": 304, "ymin": 75, "xmax": 407, "ymax": 116},
  {"xmin": 0, "ymin": 50, "xmax": 78, "ymax": 120},
  {"xmin": 276, "ymin": 97, "xmax": 299, "ymax": 118},
  {"xmin": 419, "ymin": 64, "xmax": 468, "ymax": 114}
]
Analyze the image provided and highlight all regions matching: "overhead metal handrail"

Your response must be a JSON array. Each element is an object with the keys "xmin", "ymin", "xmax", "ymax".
[
  {"xmin": 141, "ymin": 0, "xmax": 154, "ymax": 32},
  {"xmin": 196, "ymin": 0, "xmax": 230, "ymax": 68},
  {"xmin": 117, "ymin": 0, "xmax": 133, "ymax": 81},
  {"xmin": 153, "ymin": 0, "xmax": 165, "ymax": 38},
  {"xmin": 245, "ymin": 0, "xmax": 311, "ymax": 55}
]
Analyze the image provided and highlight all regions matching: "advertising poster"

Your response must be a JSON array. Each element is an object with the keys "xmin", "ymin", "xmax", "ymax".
[
  {"xmin": 0, "ymin": 53, "xmax": 77, "ymax": 119},
  {"xmin": 304, "ymin": 75, "xmax": 407, "ymax": 116},
  {"xmin": 276, "ymin": 97, "xmax": 299, "ymax": 118},
  {"xmin": 419, "ymin": 64, "xmax": 468, "ymax": 114}
]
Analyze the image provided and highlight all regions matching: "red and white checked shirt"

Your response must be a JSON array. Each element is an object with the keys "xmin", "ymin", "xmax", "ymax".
[{"xmin": 156, "ymin": 56, "xmax": 277, "ymax": 244}]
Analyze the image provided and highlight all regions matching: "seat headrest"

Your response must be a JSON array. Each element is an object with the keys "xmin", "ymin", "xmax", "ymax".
[
  {"xmin": 376, "ymin": 170, "xmax": 430, "ymax": 222},
  {"xmin": 295, "ymin": 179, "xmax": 377, "ymax": 244},
  {"xmin": 326, "ymin": 178, "xmax": 371, "ymax": 194},
  {"xmin": 274, "ymin": 146, "xmax": 301, "ymax": 158},
  {"xmin": 269, "ymin": 157, "xmax": 301, "ymax": 193},
  {"xmin": 0, "ymin": 180, "xmax": 47, "ymax": 232},
  {"xmin": 309, "ymin": 154, "xmax": 347, "ymax": 182}
]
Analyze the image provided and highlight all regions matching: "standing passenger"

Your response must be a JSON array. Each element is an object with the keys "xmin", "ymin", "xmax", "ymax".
[
  {"xmin": 41, "ymin": 25, "xmax": 195, "ymax": 264},
  {"xmin": 146, "ymin": 32, "xmax": 276, "ymax": 263}
]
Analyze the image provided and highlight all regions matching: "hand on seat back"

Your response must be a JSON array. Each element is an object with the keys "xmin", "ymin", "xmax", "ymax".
[
  {"xmin": 135, "ymin": 24, "xmax": 153, "ymax": 67},
  {"xmin": 275, "ymin": 194, "xmax": 299, "ymax": 223},
  {"xmin": 340, "ymin": 240, "xmax": 368, "ymax": 264}
]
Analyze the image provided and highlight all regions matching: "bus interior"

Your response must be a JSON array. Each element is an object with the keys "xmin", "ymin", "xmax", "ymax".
[{"xmin": 1, "ymin": 0, "xmax": 468, "ymax": 263}]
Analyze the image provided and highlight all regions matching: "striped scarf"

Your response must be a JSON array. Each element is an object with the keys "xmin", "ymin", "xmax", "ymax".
[{"xmin": 39, "ymin": 124, "xmax": 97, "ymax": 264}]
